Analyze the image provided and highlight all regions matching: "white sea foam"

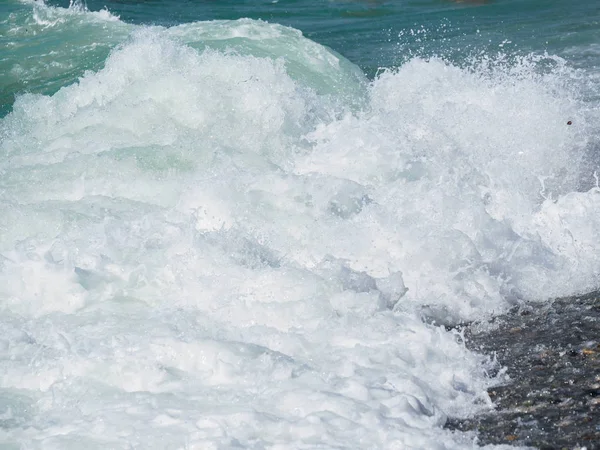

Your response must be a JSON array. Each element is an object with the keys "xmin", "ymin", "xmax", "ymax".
[
  {"xmin": 1, "ymin": 6, "xmax": 599, "ymax": 449},
  {"xmin": 19, "ymin": 0, "xmax": 120, "ymax": 24}
]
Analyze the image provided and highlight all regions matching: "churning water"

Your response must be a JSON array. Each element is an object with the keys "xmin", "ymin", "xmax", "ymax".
[{"xmin": 1, "ymin": 0, "xmax": 599, "ymax": 448}]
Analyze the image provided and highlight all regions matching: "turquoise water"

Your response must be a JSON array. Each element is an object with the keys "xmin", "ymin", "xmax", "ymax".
[
  {"xmin": 3, "ymin": 0, "xmax": 600, "ymax": 116},
  {"xmin": 1, "ymin": 1, "xmax": 599, "ymax": 448}
]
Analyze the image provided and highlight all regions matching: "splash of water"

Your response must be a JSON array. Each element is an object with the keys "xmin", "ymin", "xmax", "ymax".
[{"xmin": 1, "ymin": 2, "xmax": 599, "ymax": 448}]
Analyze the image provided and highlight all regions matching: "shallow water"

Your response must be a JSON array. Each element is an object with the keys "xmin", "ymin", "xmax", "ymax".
[{"xmin": 1, "ymin": 0, "xmax": 599, "ymax": 448}]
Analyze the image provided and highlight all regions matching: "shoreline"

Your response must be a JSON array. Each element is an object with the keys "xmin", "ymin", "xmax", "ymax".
[{"xmin": 445, "ymin": 291, "xmax": 600, "ymax": 449}]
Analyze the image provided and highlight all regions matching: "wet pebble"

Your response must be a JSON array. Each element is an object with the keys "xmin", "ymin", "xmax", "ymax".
[{"xmin": 445, "ymin": 291, "xmax": 600, "ymax": 449}]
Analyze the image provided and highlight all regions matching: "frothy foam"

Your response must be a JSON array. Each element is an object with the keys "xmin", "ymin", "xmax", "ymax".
[
  {"xmin": 1, "ymin": 8, "xmax": 599, "ymax": 449},
  {"xmin": 23, "ymin": 0, "xmax": 120, "ymax": 23}
]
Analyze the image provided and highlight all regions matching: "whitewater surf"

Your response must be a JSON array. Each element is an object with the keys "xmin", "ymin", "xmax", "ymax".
[{"xmin": 1, "ymin": 0, "xmax": 599, "ymax": 448}]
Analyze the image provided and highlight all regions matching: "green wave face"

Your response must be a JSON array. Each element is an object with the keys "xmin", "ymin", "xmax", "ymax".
[
  {"xmin": 0, "ymin": 0, "xmax": 131, "ymax": 116},
  {"xmin": 167, "ymin": 20, "xmax": 367, "ymax": 104},
  {"xmin": 1, "ymin": 1, "xmax": 367, "ymax": 117}
]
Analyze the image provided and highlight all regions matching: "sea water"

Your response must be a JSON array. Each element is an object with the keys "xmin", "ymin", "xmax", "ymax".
[{"xmin": 1, "ymin": 0, "xmax": 599, "ymax": 448}]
